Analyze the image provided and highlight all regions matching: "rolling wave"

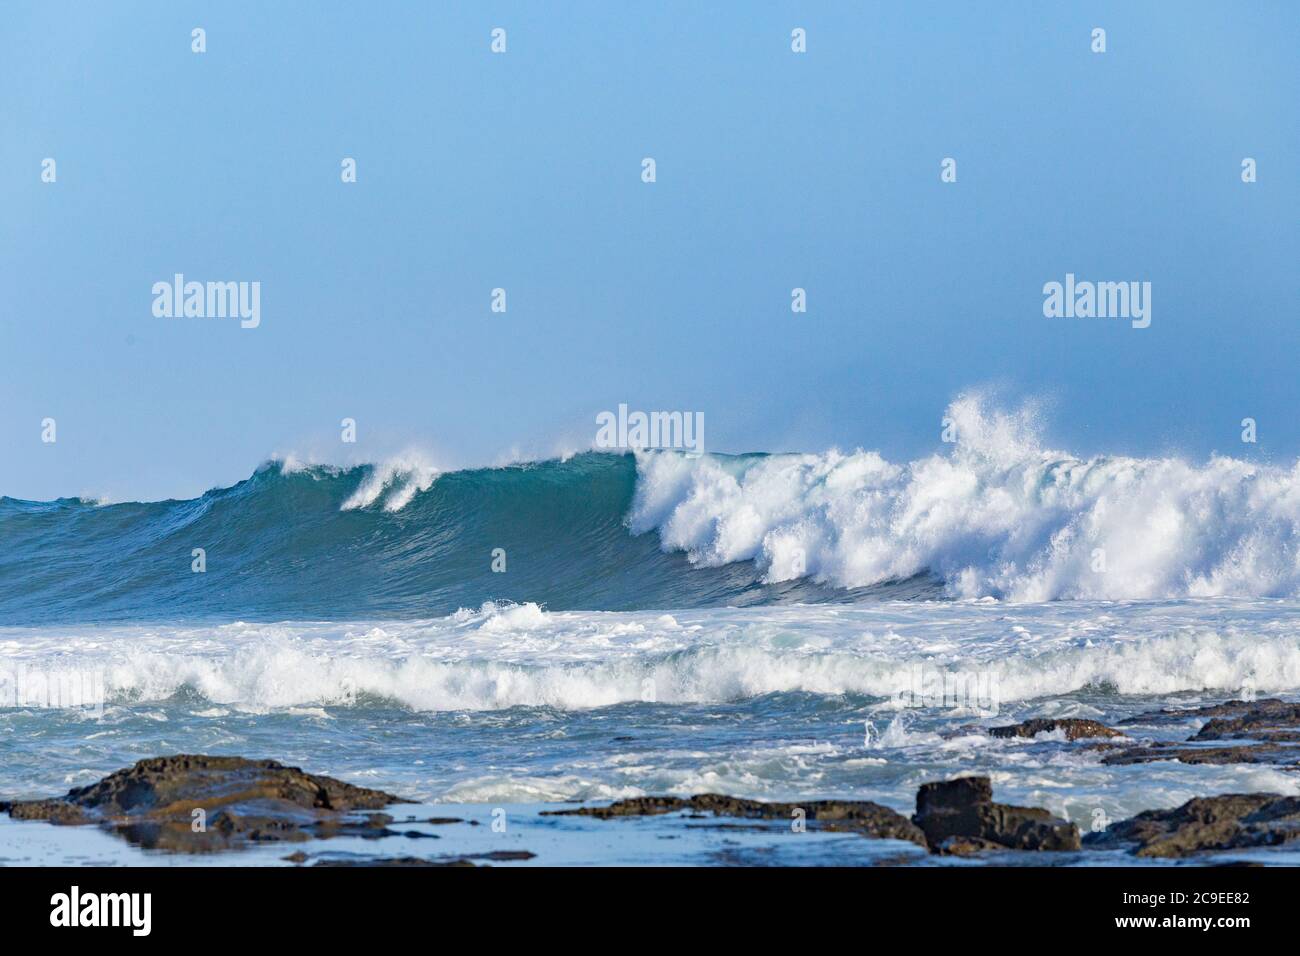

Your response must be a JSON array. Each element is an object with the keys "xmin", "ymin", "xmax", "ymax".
[
  {"xmin": 5, "ymin": 601, "xmax": 1299, "ymax": 712},
  {"xmin": 3, "ymin": 395, "xmax": 1299, "ymax": 624},
  {"xmin": 634, "ymin": 395, "xmax": 1300, "ymax": 602},
  {"xmin": 0, "ymin": 451, "xmax": 912, "ymax": 624}
]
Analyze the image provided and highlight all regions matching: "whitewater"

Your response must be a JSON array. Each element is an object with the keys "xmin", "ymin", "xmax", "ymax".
[
  {"xmin": 632, "ymin": 395, "xmax": 1300, "ymax": 602},
  {"xmin": 4, "ymin": 600, "xmax": 1298, "ymax": 713},
  {"xmin": 4, "ymin": 396, "xmax": 1300, "ymax": 862}
]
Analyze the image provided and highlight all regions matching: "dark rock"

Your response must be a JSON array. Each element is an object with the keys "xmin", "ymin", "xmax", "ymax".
[
  {"xmin": 934, "ymin": 835, "xmax": 1007, "ymax": 856},
  {"xmin": 543, "ymin": 793, "xmax": 926, "ymax": 846},
  {"xmin": 1192, "ymin": 702, "xmax": 1300, "ymax": 741},
  {"xmin": 1093, "ymin": 699, "xmax": 1300, "ymax": 767},
  {"xmin": 307, "ymin": 818, "xmax": 440, "ymax": 841},
  {"xmin": 1097, "ymin": 741, "xmax": 1300, "ymax": 767},
  {"xmin": 9, "ymin": 754, "xmax": 399, "ymax": 816},
  {"xmin": 6, "ymin": 800, "xmax": 93, "ymax": 825},
  {"xmin": 1120, "ymin": 698, "xmax": 1289, "ymax": 727},
  {"xmin": 1203, "ymin": 726, "xmax": 1300, "ymax": 743},
  {"xmin": 547, "ymin": 795, "xmax": 692, "ymax": 818},
  {"xmin": 1084, "ymin": 793, "xmax": 1300, "ymax": 858},
  {"xmin": 989, "ymin": 718, "xmax": 1123, "ymax": 741},
  {"xmin": 312, "ymin": 848, "xmax": 535, "ymax": 867},
  {"xmin": 314, "ymin": 856, "xmax": 479, "ymax": 867},
  {"xmin": 473, "ymin": 850, "xmax": 536, "ymax": 861},
  {"xmin": 917, "ymin": 775, "xmax": 991, "ymax": 810},
  {"xmin": 912, "ymin": 776, "xmax": 1080, "ymax": 852},
  {"xmin": 2, "ymin": 754, "xmax": 406, "ymax": 853}
]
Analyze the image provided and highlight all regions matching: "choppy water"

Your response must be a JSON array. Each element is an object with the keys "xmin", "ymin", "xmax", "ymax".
[
  {"xmin": 5, "ymin": 399, "xmax": 1300, "ymax": 863},
  {"xmin": 3, "ymin": 600, "xmax": 1299, "ymax": 864}
]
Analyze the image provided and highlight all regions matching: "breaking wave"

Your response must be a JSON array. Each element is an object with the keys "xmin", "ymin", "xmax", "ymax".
[
  {"xmin": 3, "ymin": 395, "xmax": 1300, "ymax": 623},
  {"xmin": 633, "ymin": 395, "xmax": 1300, "ymax": 601},
  {"xmin": 6, "ymin": 601, "xmax": 1300, "ymax": 712}
]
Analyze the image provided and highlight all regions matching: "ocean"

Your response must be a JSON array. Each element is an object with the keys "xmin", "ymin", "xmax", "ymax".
[{"xmin": 5, "ymin": 406, "xmax": 1300, "ymax": 864}]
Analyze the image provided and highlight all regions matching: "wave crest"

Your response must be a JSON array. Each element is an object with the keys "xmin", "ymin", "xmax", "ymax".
[
  {"xmin": 7, "ymin": 395, "xmax": 1300, "ymax": 621},
  {"xmin": 632, "ymin": 394, "xmax": 1300, "ymax": 601},
  {"xmin": 337, "ymin": 454, "xmax": 439, "ymax": 512}
]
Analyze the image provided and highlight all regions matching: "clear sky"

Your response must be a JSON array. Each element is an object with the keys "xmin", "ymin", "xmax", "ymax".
[{"xmin": 1, "ymin": 1, "xmax": 1296, "ymax": 502}]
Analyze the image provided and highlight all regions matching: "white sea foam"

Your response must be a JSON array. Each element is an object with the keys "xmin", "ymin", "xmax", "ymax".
[
  {"xmin": 267, "ymin": 452, "xmax": 440, "ymax": 511},
  {"xmin": 2, "ymin": 600, "xmax": 1298, "ymax": 713},
  {"xmin": 339, "ymin": 453, "xmax": 439, "ymax": 512},
  {"xmin": 632, "ymin": 393, "xmax": 1300, "ymax": 601}
]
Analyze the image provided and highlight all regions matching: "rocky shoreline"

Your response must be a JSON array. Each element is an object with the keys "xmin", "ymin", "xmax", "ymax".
[{"xmin": 5, "ymin": 699, "xmax": 1300, "ymax": 865}]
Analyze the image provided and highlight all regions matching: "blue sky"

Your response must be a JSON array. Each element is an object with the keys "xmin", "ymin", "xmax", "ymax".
[{"xmin": 1, "ymin": 1, "xmax": 1296, "ymax": 502}]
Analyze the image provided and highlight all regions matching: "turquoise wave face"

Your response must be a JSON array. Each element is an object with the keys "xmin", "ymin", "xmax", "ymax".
[{"xmin": 0, "ymin": 453, "xmax": 931, "ymax": 625}]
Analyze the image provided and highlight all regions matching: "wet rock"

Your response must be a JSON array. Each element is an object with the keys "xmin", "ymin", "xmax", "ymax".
[
  {"xmin": 1098, "ymin": 741, "xmax": 1300, "ymax": 767},
  {"xmin": 1121, "ymin": 698, "xmax": 1290, "ymax": 728},
  {"xmin": 1192, "ymin": 702, "xmax": 1300, "ymax": 741},
  {"xmin": 475, "ymin": 849, "xmax": 537, "ymax": 861},
  {"xmin": 314, "ymin": 856, "xmax": 480, "ymax": 867},
  {"xmin": 2, "ymin": 799, "xmax": 93, "ymax": 825},
  {"xmin": 1084, "ymin": 793, "xmax": 1300, "ymax": 858},
  {"xmin": 550, "ymin": 796, "xmax": 693, "ymax": 818},
  {"xmin": 313, "ymin": 849, "xmax": 535, "ymax": 867},
  {"xmin": 1097, "ymin": 699, "xmax": 1300, "ymax": 767},
  {"xmin": 912, "ymin": 776, "xmax": 1080, "ymax": 852},
  {"xmin": 2, "ymin": 754, "xmax": 406, "ymax": 853},
  {"xmin": 544, "ymin": 793, "xmax": 927, "ymax": 846},
  {"xmin": 310, "ymin": 819, "xmax": 440, "ymax": 841},
  {"xmin": 989, "ymin": 718, "xmax": 1123, "ymax": 741},
  {"xmin": 934, "ymin": 835, "xmax": 1007, "ymax": 856}
]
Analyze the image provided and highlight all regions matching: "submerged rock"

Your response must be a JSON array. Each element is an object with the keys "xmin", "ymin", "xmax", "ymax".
[
  {"xmin": 1, "ymin": 754, "xmax": 406, "ymax": 852},
  {"xmin": 311, "ymin": 849, "xmax": 535, "ymax": 867},
  {"xmin": 544, "ymin": 793, "xmax": 927, "ymax": 846},
  {"xmin": 989, "ymin": 718, "xmax": 1123, "ymax": 741},
  {"xmin": 1085, "ymin": 793, "xmax": 1300, "ymax": 858},
  {"xmin": 1099, "ymin": 699, "xmax": 1300, "ymax": 767},
  {"xmin": 1121, "ymin": 698, "xmax": 1292, "ymax": 728},
  {"xmin": 912, "ymin": 776, "xmax": 1080, "ymax": 852},
  {"xmin": 549, "ymin": 783, "xmax": 1079, "ymax": 855},
  {"xmin": 1192, "ymin": 702, "xmax": 1300, "ymax": 741},
  {"xmin": 314, "ymin": 856, "xmax": 480, "ymax": 867},
  {"xmin": 933, "ymin": 835, "xmax": 1008, "ymax": 856},
  {"xmin": 1098, "ymin": 741, "xmax": 1299, "ymax": 767}
]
